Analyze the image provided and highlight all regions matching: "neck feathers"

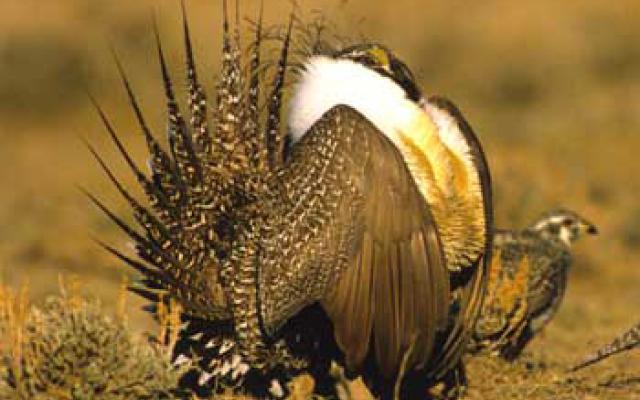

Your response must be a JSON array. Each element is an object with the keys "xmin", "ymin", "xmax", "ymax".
[{"xmin": 406, "ymin": 104, "xmax": 487, "ymax": 271}]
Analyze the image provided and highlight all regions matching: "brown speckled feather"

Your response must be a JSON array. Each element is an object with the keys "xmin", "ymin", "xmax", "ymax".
[{"xmin": 241, "ymin": 105, "xmax": 451, "ymax": 381}]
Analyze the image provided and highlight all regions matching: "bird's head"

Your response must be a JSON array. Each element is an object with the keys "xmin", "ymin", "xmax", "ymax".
[
  {"xmin": 331, "ymin": 43, "xmax": 423, "ymax": 103},
  {"xmin": 528, "ymin": 208, "xmax": 598, "ymax": 246}
]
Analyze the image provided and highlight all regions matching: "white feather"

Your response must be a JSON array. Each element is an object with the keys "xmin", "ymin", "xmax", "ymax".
[
  {"xmin": 423, "ymin": 104, "xmax": 473, "ymax": 168},
  {"xmin": 288, "ymin": 56, "xmax": 417, "ymax": 143},
  {"xmin": 559, "ymin": 227, "xmax": 572, "ymax": 246},
  {"xmin": 172, "ymin": 354, "xmax": 191, "ymax": 367}
]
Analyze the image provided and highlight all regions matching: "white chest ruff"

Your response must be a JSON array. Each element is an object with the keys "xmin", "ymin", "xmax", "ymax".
[{"xmin": 288, "ymin": 56, "xmax": 417, "ymax": 145}]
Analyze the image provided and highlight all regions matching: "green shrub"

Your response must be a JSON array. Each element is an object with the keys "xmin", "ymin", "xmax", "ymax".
[{"xmin": 0, "ymin": 288, "xmax": 187, "ymax": 400}]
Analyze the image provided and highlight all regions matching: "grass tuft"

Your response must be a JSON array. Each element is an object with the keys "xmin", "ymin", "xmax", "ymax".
[{"xmin": 0, "ymin": 280, "xmax": 188, "ymax": 400}]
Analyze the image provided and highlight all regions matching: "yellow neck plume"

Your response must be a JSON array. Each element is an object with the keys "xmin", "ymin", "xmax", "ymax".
[{"xmin": 395, "ymin": 104, "xmax": 486, "ymax": 271}]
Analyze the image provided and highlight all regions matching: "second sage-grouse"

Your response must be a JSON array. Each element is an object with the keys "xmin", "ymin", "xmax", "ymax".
[
  {"xmin": 470, "ymin": 208, "xmax": 597, "ymax": 360},
  {"xmin": 88, "ymin": 2, "xmax": 493, "ymax": 398},
  {"xmin": 571, "ymin": 321, "xmax": 640, "ymax": 371}
]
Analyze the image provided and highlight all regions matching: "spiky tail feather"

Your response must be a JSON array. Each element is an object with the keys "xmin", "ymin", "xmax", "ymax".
[{"xmin": 265, "ymin": 12, "xmax": 294, "ymax": 168}]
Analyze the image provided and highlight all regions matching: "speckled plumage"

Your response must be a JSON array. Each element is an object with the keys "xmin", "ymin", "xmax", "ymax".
[
  {"xmin": 572, "ymin": 321, "xmax": 640, "ymax": 371},
  {"xmin": 471, "ymin": 209, "xmax": 597, "ymax": 360},
  {"xmin": 89, "ymin": 3, "xmax": 493, "ymax": 399},
  {"xmin": 89, "ymin": 3, "xmax": 305, "ymax": 397}
]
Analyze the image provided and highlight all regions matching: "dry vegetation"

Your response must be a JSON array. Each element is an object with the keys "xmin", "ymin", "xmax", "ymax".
[
  {"xmin": 0, "ymin": 0, "xmax": 639, "ymax": 398},
  {"xmin": 0, "ymin": 280, "xmax": 187, "ymax": 399}
]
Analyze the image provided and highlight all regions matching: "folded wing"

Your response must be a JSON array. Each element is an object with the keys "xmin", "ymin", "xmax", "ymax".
[{"xmin": 256, "ymin": 105, "xmax": 451, "ymax": 379}]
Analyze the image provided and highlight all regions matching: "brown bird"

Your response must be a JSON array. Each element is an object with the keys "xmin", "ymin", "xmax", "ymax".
[
  {"xmin": 88, "ymin": 2, "xmax": 493, "ymax": 398},
  {"xmin": 571, "ymin": 321, "xmax": 640, "ymax": 371},
  {"xmin": 470, "ymin": 209, "xmax": 598, "ymax": 360}
]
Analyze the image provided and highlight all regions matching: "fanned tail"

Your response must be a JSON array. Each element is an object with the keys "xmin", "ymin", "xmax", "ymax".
[
  {"xmin": 86, "ymin": 96, "xmax": 230, "ymax": 320},
  {"xmin": 90, "ymin": 41, "xmax": 234, "ymax": 320},
  {"xmin": 90, "ymin": 3, "xmax": 302, "ymax": 396},
  {"xmin": 90, "ymin": 0, "xmax": 299, "ymax": 326}
]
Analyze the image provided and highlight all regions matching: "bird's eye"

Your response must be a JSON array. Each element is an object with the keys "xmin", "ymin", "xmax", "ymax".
[{"xmin": 354, "ymin": 55, "xmax": 376, "ymax": 68}]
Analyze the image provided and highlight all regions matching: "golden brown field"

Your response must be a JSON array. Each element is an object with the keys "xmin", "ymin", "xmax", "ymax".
[{"xmin": 1, "ymin": 1, "xmax": 639, "ymax": 399}]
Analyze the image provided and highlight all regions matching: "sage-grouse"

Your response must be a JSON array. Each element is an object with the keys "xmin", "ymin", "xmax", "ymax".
[
  {"xmin": 572, "ymin": 321, "xmax": 640, "ymax": 371},
  {"xmin": 471, "ymin": 208, "xmax": 597, "ymax": 360},
  {"xmin": 88, "ymin": 2, "xmax": 493, "ymax": 398}
]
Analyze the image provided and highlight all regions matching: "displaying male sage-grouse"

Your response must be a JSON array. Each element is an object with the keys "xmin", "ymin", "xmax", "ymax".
[
  {"xmin": 470, "ymin": 209, "xmax": 597, "ymax": 360},
  {"xmin": 571, "ymin": 321, "xmax": 640, "ymax": 371},
  {"xmin": 88, "ymin": 2, "xmax": 493, "ymax": 398}
]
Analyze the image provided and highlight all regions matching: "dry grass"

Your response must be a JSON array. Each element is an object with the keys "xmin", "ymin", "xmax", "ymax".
[
  {"xmin": 465, "ymin": 354, "xmax": 640, "ymax": 400},
  {"xmin": 0, "ymin": 0, "xmax": 639, "ymax": 398},
  {"xmin": 0, "ymin": 282, "xmax": 336, "ymax": 399}
]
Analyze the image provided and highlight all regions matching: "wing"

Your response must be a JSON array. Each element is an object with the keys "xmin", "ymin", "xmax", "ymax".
[
  {"xmin": 256, "ymin": 105, "xmax": 451, "ymax": 379},
  {"xmin": 526, "ymin": 244, "xmax": 571, "ymax": 333},
  {"xmin": 423, "ymin": 96, "xmax": 494, "ymax": 379}
]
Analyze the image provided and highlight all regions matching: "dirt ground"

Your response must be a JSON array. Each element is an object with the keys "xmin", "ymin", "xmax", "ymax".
[{"xmin": 1, "ymin": 1, "xmax": 639, "ymax": 399}]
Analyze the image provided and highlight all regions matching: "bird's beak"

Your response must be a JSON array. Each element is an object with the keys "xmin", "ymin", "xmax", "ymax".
[{"xmin": 584, "ymin": 222, "xmax": 598, "ymax": 235}]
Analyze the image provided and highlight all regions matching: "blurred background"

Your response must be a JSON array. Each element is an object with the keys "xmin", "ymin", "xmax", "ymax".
[{"xmin": 0, "ymin": 0, "xmax": 638, "ymax": 393}]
